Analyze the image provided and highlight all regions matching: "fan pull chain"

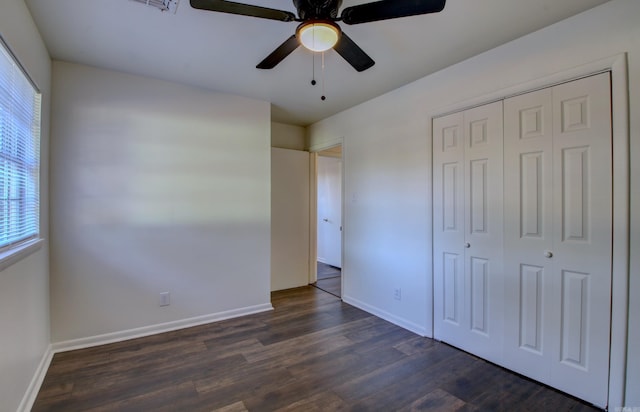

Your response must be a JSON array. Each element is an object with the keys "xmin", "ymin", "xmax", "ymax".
[
  {"xmin": 309, "ymin": 51, "xmax": 327, "ymax": 101},
  {"xmin": 321, "ymin": 51, "xmax": 326, "ymax": 101}
]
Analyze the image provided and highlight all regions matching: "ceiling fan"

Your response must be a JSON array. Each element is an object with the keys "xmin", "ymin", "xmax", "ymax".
[{"xmin": 190, "ymin": 0, "xmax": 446, "ymax": 72}]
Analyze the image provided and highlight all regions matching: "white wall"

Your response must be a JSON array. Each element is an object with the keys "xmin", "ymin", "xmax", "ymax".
[
  {"xmin": 0, "ymin": 1, "xmax": 51, "ymax": 411},
  {"xmin": 49, "ymin": 61, "xmax": 272, "ymax": 343},
  {"xmin": 309, "ymin": 0, "xmax": 640, "ymax": 404},
  {"xmin": 271, "ymin": 148, "xmax": 310, "ymax": 291},
  {"xmin": 271, "ymin": 122, "xmax": 306, "ymax": 150}
]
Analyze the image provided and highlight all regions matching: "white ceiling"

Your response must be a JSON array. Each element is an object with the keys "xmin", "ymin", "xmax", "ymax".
[{"xmin": 25, "ymin": 0, "xmax": 610, "ymax": 126}]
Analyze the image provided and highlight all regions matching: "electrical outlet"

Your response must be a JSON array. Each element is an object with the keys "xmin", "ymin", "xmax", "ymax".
[
  {"xmin": 394, "ymin": 288, "xmax": 401, "ymax": 301},
  {"xmin": 159, "ymin": 292, "xmax": 170, "ymax": 307}
]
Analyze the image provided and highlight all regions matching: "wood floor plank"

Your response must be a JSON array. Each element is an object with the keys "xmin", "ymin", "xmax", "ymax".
[
  {"xmin": 32, "ymin": 382, "xmax": 74, "ymax": 406},
  {"xmin": 83, "ymin": 381, "xmax": 199, "ymax": 412},
  {"xmin": 273, "ymin": 391, "xmax": 347, "ymax": 411},
  {"xmin": 242, "ymin": 346, "xmax": 407, "ymax": 410},
  {"xmin": 193, "ymin": 357, "xmax": 293, "ymax": 394},
  {"xmin": 192, "ymin": 361, "xmax": 295, "ymax": 410},
  {"xmin": 333, "ymin": 344, "xmax": 455, "ymax": 404},
  {"xmin": 32, "ymin": 286, "xmax": 601, "ymax": 411},
  {"xmin": 398, "ymin": 388, "xmax": 469, "ymax": 412},
  {"xmin": 212, "ymin": 401, "xmax": 249, "ymax": 412},
  {"xmin": 393, "ymin": 335, "xmax": 437, "ymax": 356},
  {"xmin": 241, "ymin": 317, "xmax": 381, "ymax": 365},
  {"xmin": 347, "ymin": 349, "xmax": 481, "ymax": 410},
  {"xmin": 244, "ymin": 334, "xmax": 354, "ymax": 365}
]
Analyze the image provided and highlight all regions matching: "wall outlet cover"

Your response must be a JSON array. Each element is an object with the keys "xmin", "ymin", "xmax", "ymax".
[{"xmin": 159, "ymin": 292, "xmax": 170, "ymax": 306}]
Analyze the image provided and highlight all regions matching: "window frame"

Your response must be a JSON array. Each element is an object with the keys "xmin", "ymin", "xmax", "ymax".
[{"xmin": 0, "ymin": 35, "xmax": 43, "ymax": 271}]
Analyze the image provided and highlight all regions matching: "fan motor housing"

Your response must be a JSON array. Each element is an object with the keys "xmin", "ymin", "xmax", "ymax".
[{"xmin": 293, "ymin": 0, "xmax": 342, "ymax": 20}]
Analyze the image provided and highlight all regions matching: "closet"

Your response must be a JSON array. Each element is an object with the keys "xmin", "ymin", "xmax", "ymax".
[{"xmin": 433, "ymin": 73, "xmax": 612, "ymax": 407}]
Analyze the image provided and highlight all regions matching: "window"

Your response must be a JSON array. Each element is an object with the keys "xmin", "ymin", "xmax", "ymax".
[{"xmin": 0, "ymin": 36, "xmax": 41, "ymax": 260}]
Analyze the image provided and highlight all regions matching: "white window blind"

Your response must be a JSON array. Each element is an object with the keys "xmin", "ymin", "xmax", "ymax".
[{"xmin": 0, "ymin": 37, "xmax": 41, "ymax": 252}]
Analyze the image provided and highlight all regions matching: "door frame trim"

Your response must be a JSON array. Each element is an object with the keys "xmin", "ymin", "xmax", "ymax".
[{"xmin": 429, "ymin": 53, "xmax": 629, "ymax": 408}]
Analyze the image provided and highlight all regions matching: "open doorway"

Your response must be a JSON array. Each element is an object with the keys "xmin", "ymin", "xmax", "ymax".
[{"xmin": 312, "ymin": 145, "xmax": 342, "ymax": 297}]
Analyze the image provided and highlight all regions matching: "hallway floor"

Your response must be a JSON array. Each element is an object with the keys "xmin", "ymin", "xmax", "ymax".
[{"xmin": 313, "ymin": 262, "xmax": 341, "ymax": 298}]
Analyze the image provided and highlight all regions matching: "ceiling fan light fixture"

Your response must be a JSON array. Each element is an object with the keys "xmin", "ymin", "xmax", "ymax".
[{"xmin": 297, "ymin": 21, "xmax": 341, "ymax": 52}]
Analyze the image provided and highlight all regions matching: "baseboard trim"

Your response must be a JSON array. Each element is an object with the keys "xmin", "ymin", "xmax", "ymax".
[
  {"xmin": 18, "ymin": 344, "xmax": 54, "ymax": 412},
  {"xmin": 51, "ymin": 303, "xmax": 274, "ymax": 353},
  {"xmin": 342, "ymin": 295, "xmax": 428, "ymax": 336}
]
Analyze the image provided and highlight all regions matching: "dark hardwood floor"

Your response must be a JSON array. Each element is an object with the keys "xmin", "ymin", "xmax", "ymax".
[
  {"xmin": 313, "ymin": 262, "xmax": 341, "ymax": 297},
  {"xmin": 33, "ymin": 286, "xmax": 599, "ymax": 411}
]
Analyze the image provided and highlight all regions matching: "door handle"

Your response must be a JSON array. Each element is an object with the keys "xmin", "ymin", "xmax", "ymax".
[
  {"xmin": 323, "ymin": 218, "xmax": 329, "ymax": 222},
  {"xmin": 544, "ymin": 250, "xmax": 553, "ymax": 258},
  {"xmin": 464, "ymin": 242, "xmax": 471, "ymax": 248}
]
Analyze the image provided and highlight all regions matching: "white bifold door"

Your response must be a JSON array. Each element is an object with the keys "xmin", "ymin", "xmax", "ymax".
[
  {"xmin": 433, "ymin": 101, "xmax": 504, "ymax": 364},
  {"xmin": 433, "ymin": 73, "xmax": 612, "ymax": 408},
  {"xmin": 503, "ymin": 73, "xmax": 612, "ymax": 407}
]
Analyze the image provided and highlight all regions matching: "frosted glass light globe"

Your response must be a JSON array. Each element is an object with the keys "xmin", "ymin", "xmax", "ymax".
[{"xmin": 298, "ymin": 22, "xmax": 340, "ymax": 52}]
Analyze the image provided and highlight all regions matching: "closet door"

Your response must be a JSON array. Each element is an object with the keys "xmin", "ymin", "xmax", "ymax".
[
  {"xmin": 503, "ymin": 73, "xmax": 612, "ymax": 407},
  {"xmin": 463, "ymin": 102, "xmax": 504, "ymax": 362},
  {"xmin": 433, "ymin": 112, "xmax": 465, "ymax": 346},
  {"xmin": 434, "ymin": 101, "xmax": 504, "ymax": 363},
  {"xmin": 549, "ymin": 73, "xmax": 612, "ymax": 406},
  {"xmin": 503, "ymin": 88, "xmax": 554, "ymax": 383}
]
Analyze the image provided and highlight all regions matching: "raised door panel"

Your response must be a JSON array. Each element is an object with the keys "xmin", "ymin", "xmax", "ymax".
[
  {"xmin": 469, "ymin": 159, "xmax": 488, "ymax": 234},
  {"xmin": 518, "ymin": 264, "xmax": 544, "ymax": 354},
  {"xmin": 520, "ymin": 152, "xmax": 545, "ymax": 238},
  {"xmin": 561, "ymin": 147, "xmax": 590, "ymax": 242},
  {"xmin": 470, "ymin": 257, "xmax": 489, "ymax": 335},
  {"xmin": 503, "ymin": 88, "xmax": 553, "ymax": 382},
  {"xmin": 443, "ymin": 252, "xmax": 462, "ymax": 325},
  {"xmin": 560, "ymin": 270, "xmax": 590, "ymax": 369},
  {"xmin": 442, "ymin": 163, "xmax": 460, "ymax": 233}
]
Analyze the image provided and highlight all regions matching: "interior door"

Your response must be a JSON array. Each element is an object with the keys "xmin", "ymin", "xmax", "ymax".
[
  {"xmin": 317, "ymin": 155, "xmax": 342, "ymax": 268},
  {"xmin": 503, "ymin": 73, "xmax": 612, "ymax": 407}
]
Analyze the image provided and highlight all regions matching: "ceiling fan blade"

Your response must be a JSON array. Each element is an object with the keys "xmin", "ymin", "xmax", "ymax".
[
  {"xmin": 333, "ymin": 32, "xmax": 375, "ymax": 72},
  {"xmin": 341, "ymin": 0, "xmax": 446, "ymax": 25},
  {"xmin": 257, "ymin": 35, "xmax": 300, "ymax": 69},
  {"xmin": 190, "ymin": 0, "xmax": 296, "ymax": 22}
]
